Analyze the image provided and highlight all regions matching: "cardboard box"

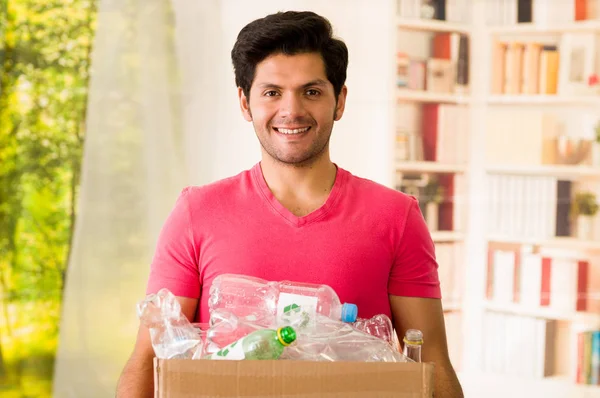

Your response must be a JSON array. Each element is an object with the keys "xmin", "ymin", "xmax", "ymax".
[{"xmin": 154, "ymin": 358, "xmax": 434, "ymax": 397}]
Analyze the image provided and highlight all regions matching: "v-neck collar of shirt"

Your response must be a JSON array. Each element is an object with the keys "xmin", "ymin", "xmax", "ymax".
[{"xmin": 251, "ymin": 162, "xmax": 347, "ymax": 228}]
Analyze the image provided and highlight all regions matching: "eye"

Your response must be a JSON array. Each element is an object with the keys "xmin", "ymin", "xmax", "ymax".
[
  {"xmin": 305, "ymin": 89, "xmax": 320, "ymax": 96},
  {"xmin": 264, "ymin": 90, "xmax": 279, "ymax": 97}
]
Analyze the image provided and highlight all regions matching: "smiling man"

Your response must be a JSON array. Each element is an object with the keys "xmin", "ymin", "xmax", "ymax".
[{"xmin": 116, "ymin": 10, "xmax": 463, "ymax": 398}]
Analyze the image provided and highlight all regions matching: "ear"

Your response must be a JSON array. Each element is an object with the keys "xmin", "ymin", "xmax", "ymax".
[
  {"xmin": 334, "ymin": 85, "xmax": 348, "ymax": 121},
  {"xmin": 238, "ymin": 87, "xmax": 252, "ymax": 122}
]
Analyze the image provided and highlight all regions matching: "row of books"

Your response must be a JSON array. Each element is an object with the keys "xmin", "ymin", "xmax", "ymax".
[
  {"xmin": 486, "ymin": 0, "xmax": 600, "ymax": 26},
  {"xmin": 482, "ymin": 311, "xmax": 557, "ymax": 378},
  {"xmin": 492, "ymin": 33, "xmax": 599, "ymax": 97},
  {"xmin": 397, "ymin": 0, "xmax": 470, "ymax": 23},
  {"xmin": 487, "ymin": 175, "xmax": 572, "ymax": 240},
  {"xmin": 577, "ymin": 329, "xmax": 600, "ymax": 385},
  {"xmin": 491, "ymin": 41, "xmax": 559, "ymax": 95},
  {"xmin": 486, "ymin": 245, "xmax": 595, "ymax": 314},
  {"xmin": 436, "ymin": 242, "xmax": 463, "ymax": 305},
  {"xmin": 396, "ymin": 104, "xmax": 469, "ymax": 164},
  {"xmin": 398, "ymin": 32, "xmax": 470, "ymax": 94},
  {"xmin": 444, "ymin": 311, "xmax": 463, "ymax": 370},
  {"xmin": 395, "ymin": 173, "xmax": 466, "ymax": 232}
]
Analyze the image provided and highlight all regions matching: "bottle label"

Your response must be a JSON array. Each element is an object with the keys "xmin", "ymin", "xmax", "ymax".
[
  {"xmin": 210, "ymin": 337, "xmax": 246, "ymax": 360},
  {"xmin": 276, "ymin": 293, "xmax": 318, "ymax": 328}
]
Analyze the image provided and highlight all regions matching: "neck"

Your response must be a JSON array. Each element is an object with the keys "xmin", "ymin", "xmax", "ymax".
[{"xmin": 260, "ymin": 152, "xmax": 337, "ymax": 203}]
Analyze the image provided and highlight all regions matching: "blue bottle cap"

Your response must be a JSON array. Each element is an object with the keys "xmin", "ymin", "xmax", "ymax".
[{"xmin": 341, "ymin": 303, "xmax": 358, "ymax": 323}]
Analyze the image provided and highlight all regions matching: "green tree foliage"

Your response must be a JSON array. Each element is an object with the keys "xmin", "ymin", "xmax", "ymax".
[{"xmin": 0, "ymin": 0, "xmax": 96, "ymax": 395}]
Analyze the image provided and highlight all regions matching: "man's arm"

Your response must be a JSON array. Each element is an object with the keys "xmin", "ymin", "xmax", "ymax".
[
  {"xmin": 116, "ymin": 296, "xmax": 198, "ymax": 398},
  {"xmin": 389, "ymin": 295, "xmax": 463, "ymax": 398}
]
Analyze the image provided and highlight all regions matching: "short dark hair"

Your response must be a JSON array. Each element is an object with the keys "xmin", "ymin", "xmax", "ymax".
[{"xmin": 231, "ymin": 11, "xmax": 348, "ymax": 98}]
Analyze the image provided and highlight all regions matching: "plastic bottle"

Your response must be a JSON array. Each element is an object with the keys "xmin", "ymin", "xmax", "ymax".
[
  {"xmin": 352, "ymin": 314, "xmax": 394, "ymax": 346},
  {"xmin": 202, "ymin": 310, "xmax": 263, "ymax": 354},
  {"xmin": 283, "ymin": 324, "xmax": 409, "ymax": 363},
  {"xmin": 137, "ymin": 288, "xmax": 204, "ymax": 359},
  {"xmin": 207, "ymin": 274, "xmax": 278, "ymax": 325},
  {"xmin": 402, "ymin": 329, "xmax": 423, "ymax": 362},
  {"xmin": 208, "ymin": 274, "xmax": 358, "ymax": 328},
  {"xmin": 275, "ymin": 279, "xmax": 358, "ymax": 328},
  {"xmin": 208, "ymin": 326, "xmax": 297, "ymax": 360}
]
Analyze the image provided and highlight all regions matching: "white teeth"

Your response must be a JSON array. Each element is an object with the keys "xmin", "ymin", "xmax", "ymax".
[{"xmin": 278, "ymin": 127, "xmax": 309, "ymax": 135}]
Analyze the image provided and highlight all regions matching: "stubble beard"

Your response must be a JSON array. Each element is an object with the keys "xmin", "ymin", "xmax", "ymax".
[{"xmin": 250, "ymin": 107, "xmax": 337, "ymax": 168}]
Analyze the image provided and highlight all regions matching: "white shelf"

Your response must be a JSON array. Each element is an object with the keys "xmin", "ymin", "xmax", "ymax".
[
  {"xmin": 396, "ymin": 161, "xmax": 467, "ymax": 174},
  {"xmin": 485, "ymin": 164, "xmax": 600, "ymax": 179},
  {"xmin": 489, "ymin": 20, "xmax": 600, "ymax": 35},
  {"xmin": 443, "ymin": 302, "xmax": 462, "ymax": 312},
  {"xmin": 431, "ymin": 231, "xmax": 465, "ymax": 242},
  {"xmin": 459, "ymin": 372, "xmax": 600, "ymax": 398},
  {"xmin": 483, "ymin": 301, "xmax": 600, "ymax": 324},
  {"xmin": 487, "ymin": 235, "xmax": 600, "ymax": 251},
  {"xmin": 397, "ymin": 88, "xmax": 472, "ymax": 104},
  {"xmin": 487, "ymin": 95, "xmax": 600, "ymax": 106},
  {"xmin": 397, "ymin": 18, "xmax": 472, "ymax": 35}
]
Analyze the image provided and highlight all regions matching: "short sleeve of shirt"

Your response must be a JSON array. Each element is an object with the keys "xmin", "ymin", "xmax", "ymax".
[
  {"xmin": 145, "ymin": 188, "xmax": 200, "ymax": 298},
  {"xmin": 388, "ymin": 197, "xmax": 441, "ymax": 298}
]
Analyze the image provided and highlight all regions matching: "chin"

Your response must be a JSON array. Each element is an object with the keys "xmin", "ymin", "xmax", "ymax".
[{"xmin": 274, "ymin": 154, "xmax": 319, "ymax": 166}]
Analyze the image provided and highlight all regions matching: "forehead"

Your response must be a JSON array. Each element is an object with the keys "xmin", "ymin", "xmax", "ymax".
[{"xmin": 252, "ymin": 52, "xmax": 330, "ymax": 88}]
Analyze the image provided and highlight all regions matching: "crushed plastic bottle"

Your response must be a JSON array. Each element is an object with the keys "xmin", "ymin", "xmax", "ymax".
[
  {"xmin": 208, "ymin": 274, "xmax": 277, "ymax": 325},
  {"xmin": 137, "ymin": 288, "xmax": 203, "ymax": 359},
  {"xmin": 282, "ymin": 319, "xmax": 410, "ymax": 363},
  {"xmin": 203, "ymin": 309, "xmax": 263, "ymax": 354},
  {"xmin": 208, "ymin": 274, "xmax": 358, "ymax": 329},
  {"xmin": 352, "ymin": 314, "xmax": 395, "ymax": 346},
  {"xmin": 208, "ymin": 326, "xmax": 297, "ymax": 360}
]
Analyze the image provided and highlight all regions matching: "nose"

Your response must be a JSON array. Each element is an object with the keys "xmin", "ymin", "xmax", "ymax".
[{"xmin": 278, "ymin": 92, "xmax": 306, "ymax": 119}]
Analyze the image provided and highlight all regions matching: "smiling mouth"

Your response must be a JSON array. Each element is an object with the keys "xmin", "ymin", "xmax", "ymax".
[{"xmin": 273, "ymin": 127, "xmax": 311, "ymax": 135}]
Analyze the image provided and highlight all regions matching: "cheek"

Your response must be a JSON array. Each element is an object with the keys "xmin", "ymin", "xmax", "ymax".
[
  {"xmin": 314, "ymin": 107, "xmax": 335, "ymax": 123},
  {"xmin": 249, "ymin": 103, "xmax": 276, "ymax": 124}
]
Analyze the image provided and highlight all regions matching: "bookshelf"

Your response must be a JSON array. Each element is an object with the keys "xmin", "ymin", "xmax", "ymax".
[
  {"xmin": 396, "ymin": 160, "xmax": 467, "ymax": 173},
  {"xmin": 397, "ymin": 88, "xmax": 471, "ymax": 104},
  {"xmin": 487, "ymin": 95, "xmax": 600, "ymax": 106},
  {"xmin": 443, "ymin": 301, "xmax": 462, "ymax": 312},
  {"xmin": 459, "ymin": 371, "xmax": 600, "ymax": 398},
  {"xmin": 483, "ymin": 300, "xmax": 600, "ymax": 323},
  {"xmin": 479, "ymin": 0, "xmax": 600, "ymax": 391},
  {"xmin": 431, "ymin": 230, "xmax": 466, "ymax": 242},
  {"xmin": 397, "ymin": 17, "xmax": 472, "ymax": 35},
  {"xmin": 394, "ymin": 0, "xmax": 600, "ymax": 394},
  {"xmin": 488, "ymin": 20, "xmax": 600, "ymax": 35},
  {"xmin": 486, "ymin": 164, "xmax": 600, "ymax": 179},
  {"xmin": 394, "ymin": 0, "xmax": 473, "ymax": 375},
  {"xmin": 488, "ymin": 235, "xmax": 600, "ymax": 251}
]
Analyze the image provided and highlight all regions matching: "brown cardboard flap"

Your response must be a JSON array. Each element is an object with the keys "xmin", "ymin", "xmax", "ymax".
[{"xmin": 154, "ymin": 358, "xmax": 434, "ymax": 397}]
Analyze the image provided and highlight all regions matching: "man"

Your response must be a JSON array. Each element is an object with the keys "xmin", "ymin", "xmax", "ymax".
[{"xmin": 117, "ymin": 10, "xmax": 463, "ymax": 398}]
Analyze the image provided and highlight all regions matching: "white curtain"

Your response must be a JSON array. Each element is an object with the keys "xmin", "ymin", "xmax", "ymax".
[
  {"xmin": 53, "ymin": 1, "xmax": 394, "ymax": 396},
  {"xmin": 53, "ymin": 0, "xmax": 197, "ymax": 395}
]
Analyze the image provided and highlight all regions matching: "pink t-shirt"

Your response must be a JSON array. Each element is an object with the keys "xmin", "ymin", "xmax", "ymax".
[{"xmin": 146, "ymin": 163, "xmax": 441, "ymax": 323}]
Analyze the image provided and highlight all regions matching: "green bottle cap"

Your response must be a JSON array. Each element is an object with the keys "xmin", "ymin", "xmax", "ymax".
[{"xmin": 277, "ymin": 326, "xmax": 296, "ymax": 346}]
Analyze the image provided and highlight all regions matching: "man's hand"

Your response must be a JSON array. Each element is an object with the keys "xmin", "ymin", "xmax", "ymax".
[
  {"xmin": 389, "ymin": 295, "xmax": 464, "ymax": 398},
  {"xmin": 116, "ymin": 296, "xmax": 198, "ymax": 398}
]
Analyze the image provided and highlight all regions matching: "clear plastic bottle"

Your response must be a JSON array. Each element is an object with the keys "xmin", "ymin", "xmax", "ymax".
[
  {"xmin": 352, "ymin": 314, "xmax": 394, "ymax": 346},
  {"xmin": 137, "ymin": 288, "xmax": 204, "ymax": 359},
  {"xmin": 275, "ymin": 280, "xmax": 358, "ymax": 328},
  {"xmin": 202, "ymin": 309, "xmax": 263, "ymax": 354},
  {"xmin": 207, "ymin": 274, "xmax": 278, "ymax": 325},
  {"xmin": 402, "ymin": 329, "xmax": 423, "ymax": 362},
  {"xmin": 208, "ymin": 274, "xmax": 358, "ymax": 328},
  {"xmin": 208, "ymin": 326, "xmax": 297, "ymax": 360},
  {"xmin": 283, "ymin": 324, "xmax": 410, "ymax": 363}
]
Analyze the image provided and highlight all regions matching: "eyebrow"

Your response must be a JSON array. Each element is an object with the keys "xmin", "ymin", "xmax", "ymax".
[{"xmin": 257, "ymin": 79, "xmax": 329, "ymax": 90}]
